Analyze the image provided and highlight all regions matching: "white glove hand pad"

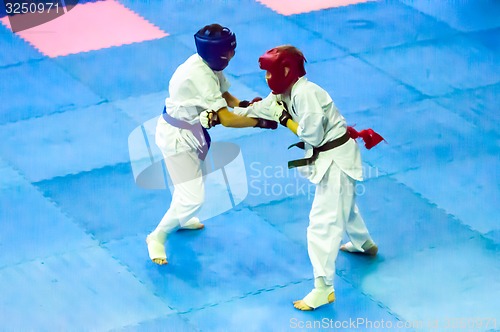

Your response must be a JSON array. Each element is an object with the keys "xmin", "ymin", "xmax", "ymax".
[
  {"xmin": 199, "ymin": 110, "xmax": 211, "ymax": 128},
  {"xmin": 269, "ymin": 101, "xmax": 286, "ymax": 122}
]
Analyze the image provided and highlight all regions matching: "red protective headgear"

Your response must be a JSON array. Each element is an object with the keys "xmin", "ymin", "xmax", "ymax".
[{"xmin": 259, "ymin": 45, "xmax": 306, "ymax": 94}]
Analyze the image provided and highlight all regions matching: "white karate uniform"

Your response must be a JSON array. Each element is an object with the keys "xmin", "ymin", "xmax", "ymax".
[
  {"xmin": 235, "ymin": 77, "xmax": 374, "ymax": 286},
  {"xmin": 152, "ymin": 54, "xmax": 230, "ymax": 240}
]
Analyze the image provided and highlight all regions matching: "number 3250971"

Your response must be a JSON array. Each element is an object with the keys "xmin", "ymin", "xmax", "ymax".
[{"xmin": 5, "ymin": 2, "xmax": 60, "ymax": 14}]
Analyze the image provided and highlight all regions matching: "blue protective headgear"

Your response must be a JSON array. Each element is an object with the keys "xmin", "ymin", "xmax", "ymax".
[{"xmin": 194, "ymin": 24, "xmax": 236, "ymax": 71}]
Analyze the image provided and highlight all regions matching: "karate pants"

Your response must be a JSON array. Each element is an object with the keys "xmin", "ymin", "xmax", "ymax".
[
  {"xmin": 307, "ymin": 161, "xmax": 373, "ymax": 286},
  {"xmin": 151, "ymin": 148, "xmax": 205, "ymax": 241}
]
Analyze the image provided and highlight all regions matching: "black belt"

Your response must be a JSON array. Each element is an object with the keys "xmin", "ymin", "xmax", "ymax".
[
  {"xmin": 287, "ymin": 131, "xmax": 350, "ymax": 169},
  {"xmin": 162, "ymin": 107, "xmax": 211, "ymax": 160}
]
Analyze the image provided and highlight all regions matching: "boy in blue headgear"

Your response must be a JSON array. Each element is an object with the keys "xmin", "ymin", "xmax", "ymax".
[{"xmin": 147, "ymin": 24, "xmax": 276, "ymax": 265}]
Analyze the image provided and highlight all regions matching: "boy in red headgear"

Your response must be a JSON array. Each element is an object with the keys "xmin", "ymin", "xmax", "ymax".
[{"xmin": 226, "ymin": 45, "xmax": 383, "ymax": 310}]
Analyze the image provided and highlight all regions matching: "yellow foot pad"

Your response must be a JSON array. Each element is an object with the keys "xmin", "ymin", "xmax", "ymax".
[
  {"xmin": 146, "ymin": 235, "xmax": 167, "ymax": 265},
  {"xmin": 293, "ymin": 290, "xmax": 335, "ymax": 311}
]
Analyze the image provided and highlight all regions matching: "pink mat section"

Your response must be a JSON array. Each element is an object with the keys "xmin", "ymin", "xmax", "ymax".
[
  {"xmin": 0, "ymin": 0, "xmax": 168, "ymax": 58},
  {"xmin": 257, "ymin": 0, "xmax": 373, "ymax": 15}
]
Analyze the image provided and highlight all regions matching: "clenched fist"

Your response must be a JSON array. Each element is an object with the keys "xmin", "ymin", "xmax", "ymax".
[{"xmin": 200, "ymin": 110, "xmax": 220, "ymax": 129}]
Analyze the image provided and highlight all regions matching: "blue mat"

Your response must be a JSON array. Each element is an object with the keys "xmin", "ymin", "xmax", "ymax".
[
  {"xmin": 116, "ymin": 313, "xmax": 197, "ymax": 332},
  {"xmin": 291, "ymin": 55, "xmax": 423, "ymax": 114},
  {"xmin": 0, "ymin": 246, "xmax": 174, "ymax": 331},
  {"xmin": 119, "ymin": 0, "xmax": 276, "ymax": 36},
  {"xmin": 0, "ymin": 24, "xmax": 43, "ymax": 67},
  {"xmin": 0, "ymin": 1, "xmax": 499, "ymax": 330},
  {"xmin": 401, "ymin": 0, "xmax": 500, "ymax": 32},
  {"xmin": 394, "ymin": 157, "xmax": 499, "ymax": 236},
  {"xmin": 336, "ymin": 176, "xmax": 500, "ymax": 325},
  {"xmin": 0, "ymin": 59, "xmax": 104, "ymax": 125},
  {"xmin": 361, "ymin": 35, "xmax": 500, "ymax": 97},
  {"xmin": 290, "ymin": 1, "xmax": 457, "ymax": 54},
  {"xmin": 53, "ymin": 37, "xmax": 194, "ymax": 102},
  {"xmin": 346, "ymin": 99, "xmax": 494, "ymax": 174},
  {"xmin": 0, "ymin": 103, "xmax": 137, "ymax": 181},
  {"xmin": 180, "ymin": 278, "xmax": 401, "ymax": 332},
  {"xmin": 35, "ymin": 162, "xmax": 171, "ymax": 243},
  {"xmin": 471, "ymin": 27, "xmax": 500, "ymax": 53},
  {"xmin": 112, "ymin": 90, "xmax": 168, "ymax": 125},
  {"xmin": 434, "ymin": 83, "xmax": 500, "ymax": 135},
  {"xmin": 104, "ymin": 208, "xmax": 312, "ymax": 313},
  {"xmin": 0, "ymin": 160, "xmax": 95, "ymax": 268}
]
